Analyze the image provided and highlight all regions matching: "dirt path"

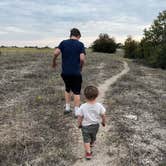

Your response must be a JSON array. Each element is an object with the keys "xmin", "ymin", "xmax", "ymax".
[
  {"xmin": 73, "ymin": 61, "xmax": 130, "ymax": 166},
  {"xmin": 106, "ymin": 62, "xmax": 166, "ymax": 166}
]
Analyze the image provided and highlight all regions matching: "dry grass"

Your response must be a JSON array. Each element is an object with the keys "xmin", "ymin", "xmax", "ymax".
[
  {"xmin": 106, "ymin": 61, "xmax": 166, "ymax": 166},
  {"xmin": 0, "ymin": 48, "xmax": 122, "ymax": 165}
]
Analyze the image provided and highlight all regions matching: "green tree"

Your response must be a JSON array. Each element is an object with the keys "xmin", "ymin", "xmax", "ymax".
[
  {"xmin": 124, "ymin": 36, "xmax": 139, "ymax": 59},
  {"xmin": 125, "ymin": 10, "xmax": 166, "ymax": 69},
  {"xmin": 144, "ymin": 10, "xmax": 166, "ymax": 45},
  {"xmin": 142, "ymin": 10, "xmax": 166, "ymax": 68}
]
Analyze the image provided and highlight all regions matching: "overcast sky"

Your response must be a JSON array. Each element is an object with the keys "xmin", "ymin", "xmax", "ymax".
[{"xmin": 0, "ymin": 0, "xmax": 165, "ymax": 47}]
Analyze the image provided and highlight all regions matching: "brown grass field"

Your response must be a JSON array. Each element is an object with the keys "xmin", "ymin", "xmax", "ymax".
[{"xmin": 0, "ymin": 48, "xmax": 165, "ymax": 166}]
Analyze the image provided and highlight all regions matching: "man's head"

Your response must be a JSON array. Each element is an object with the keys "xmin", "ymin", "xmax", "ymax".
[
  {"xmin": 70, "ymin": 28, "xmax": 81, "ymax": 39},
  {"xmin": 84, "ymin": 85, "xmax": 99, "ymax": 101}
]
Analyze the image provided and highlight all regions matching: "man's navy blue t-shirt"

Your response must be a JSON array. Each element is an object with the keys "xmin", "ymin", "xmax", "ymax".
[{"xmin": 58, "ymin": 39, "xmax": 85, "ymax": 76}]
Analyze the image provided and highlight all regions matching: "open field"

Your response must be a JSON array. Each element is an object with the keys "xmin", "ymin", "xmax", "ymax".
[
  {"xmin": 106, "ymin": 61, "xmax": 166, "ymax": 166},
  {"xmin": 0, "ymin": 48, "xmax": 165, "ymax": 166},
  {"xmin": 0, "ymin": 48, "xmax": 122, "ymax": 165}
]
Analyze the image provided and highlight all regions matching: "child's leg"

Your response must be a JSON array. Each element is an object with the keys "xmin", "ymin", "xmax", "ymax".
[
  {"xmin": 90, "ymin": 124, "xmax": 99, "ymax": 145},
  {"xmin": 90, "ymin": 132, "xmax": 97, "ymax": 143},
  {"xmin": 84, "ymin": 142, "xmax": 92, "ymax": 160},
  {"xmin": 90, "ymin": 134, "xmax": 95, "ymax": 147},
  {"xmin": 84, "ymin": 143, "xmax": 91, "ymax": 153},
  {"xmin": 82, "ymin": 127, "xmax": 92, "ymax": 153}
]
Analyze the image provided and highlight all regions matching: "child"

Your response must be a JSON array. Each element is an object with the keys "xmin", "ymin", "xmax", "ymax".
[{"xmin": 77, "ymin": 85, "xmax": 106, "ymax": 160}]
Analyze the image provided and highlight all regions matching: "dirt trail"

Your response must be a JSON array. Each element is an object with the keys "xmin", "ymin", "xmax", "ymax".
[{"xmin": 73, "ymin": 61, "xmax": 130, "ymax": 166}]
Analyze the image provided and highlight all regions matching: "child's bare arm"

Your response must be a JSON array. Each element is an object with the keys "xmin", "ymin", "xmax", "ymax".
[
  {"xmin": 101, "ymin": 114, "xmax": 106, "ymax": 127},
  {"xmin": 77, "ymin": 116, "xmax": 83, "ymax": 128}
]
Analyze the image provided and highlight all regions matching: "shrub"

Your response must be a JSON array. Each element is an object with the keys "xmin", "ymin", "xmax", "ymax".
[
  {"xmin": 124, "ymin": 36, "xmax": 139, "ymax": 59},
  {"xmin": 158, "ymin": 44, "xmax": 166, "ymax": 69},
  {"xmin": 92, "ymin": 33, "xmax": 117, "ymax": 53}
]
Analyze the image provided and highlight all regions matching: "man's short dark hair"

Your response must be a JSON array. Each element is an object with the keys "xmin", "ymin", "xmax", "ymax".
[
  {"xmin": 70, "ymin": 28, "xmax": 81, "ymax": 37},
  {"xmin": 84, "ymin": 85, "xmax": 99, "ymax": 100}
]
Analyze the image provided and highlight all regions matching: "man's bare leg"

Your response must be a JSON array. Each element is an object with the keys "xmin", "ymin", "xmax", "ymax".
[
  {"xmin": 74, "ymin": 94, "xmax": 80, "ymax": 116},
  {"xmin": 65, "ymin": 91, "xmax": 71, "ymax": 112}
]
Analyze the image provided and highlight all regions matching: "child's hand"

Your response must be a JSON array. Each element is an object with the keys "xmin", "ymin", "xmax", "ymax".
[{"xmin": 101, "ymin": 122, "xmax": 105, "ymax": 127}]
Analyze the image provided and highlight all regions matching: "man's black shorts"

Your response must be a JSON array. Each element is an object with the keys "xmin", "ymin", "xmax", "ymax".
[{"xmin": 61, "ymin": 74, "xmax": 82, "ymax": 95}]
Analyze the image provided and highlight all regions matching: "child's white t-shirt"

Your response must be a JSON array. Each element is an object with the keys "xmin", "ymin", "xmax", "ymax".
[{"xmin": 77, "ymin": 102, "xmax": 106, "ymax": 126}]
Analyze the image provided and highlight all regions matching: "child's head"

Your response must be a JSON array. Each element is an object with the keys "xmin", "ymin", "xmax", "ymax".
[{"xmin": 84, "ymin": 85, "xmax": 99, "ymax": 101}]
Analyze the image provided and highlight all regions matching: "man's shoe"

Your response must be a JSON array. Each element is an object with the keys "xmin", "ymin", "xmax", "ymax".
[
  {"xmin": 85, "ymin": 152, "xmax": 92, "ymax": 160},
  {"xmin": 74, "ymin": 111, "xmax": 78, "ymax": 119},
  {"xmin": 64, "ymin": 110, "xmax": 71, "ymax": 115}
]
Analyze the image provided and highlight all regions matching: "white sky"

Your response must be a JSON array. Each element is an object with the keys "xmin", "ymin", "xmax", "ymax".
[{"xmin": 0, "ymin": 0, "xmax": 166, "ymax": 47}]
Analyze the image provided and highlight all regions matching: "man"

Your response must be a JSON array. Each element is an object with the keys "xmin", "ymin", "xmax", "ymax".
[{"xmin": 52, "ymin": 28, "xmax": 86, "ymax": 116}]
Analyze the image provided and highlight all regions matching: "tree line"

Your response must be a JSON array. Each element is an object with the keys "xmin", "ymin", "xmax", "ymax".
[
  {"xmin": 0, "ymin": 46, "xmax": 51, "ymax": 49},
  {"xmin": 92, "ymin": 10, "xmax": 166, "ymax": 69},
  {"xmin": 124, "ymin": 10, "xmax": 166, "ymax": 69}
]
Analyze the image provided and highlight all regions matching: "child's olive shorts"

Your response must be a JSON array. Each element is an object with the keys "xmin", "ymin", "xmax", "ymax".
[{"xmin": 81, "ymin": 124, "xmax": 99, "ymax": 143}]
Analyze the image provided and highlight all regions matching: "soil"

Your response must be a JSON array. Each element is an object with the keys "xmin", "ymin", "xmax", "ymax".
[
  {"xmin": 106, "ymin": 61, "xmax": 166, "ymax": 166},
  {"xmin": 0, "ymin": 48, "xmax": 165, "ymax": 166}
]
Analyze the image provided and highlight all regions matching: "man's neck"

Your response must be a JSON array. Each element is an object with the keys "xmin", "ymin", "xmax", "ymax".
[{"xmin": 70, "ymin": 36, "xmax": 78, "ymax": 40}]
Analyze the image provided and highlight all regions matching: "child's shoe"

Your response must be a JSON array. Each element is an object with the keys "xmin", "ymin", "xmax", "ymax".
[{"xmin": 85, "ymin": 152, "xmax": 92, "ymax": 160}]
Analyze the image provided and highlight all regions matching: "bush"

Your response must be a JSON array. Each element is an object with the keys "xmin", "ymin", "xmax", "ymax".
[
  {"xmin": 92, "ymin": 33, "xmax": 117, "ymax": 53},
  {"xmin": 157, "ymin": 44, "xmax": 166, "ymax": 69},
  {"xmin": 124, "ymin": 36, "xmax": 139, "ymax": 59}
]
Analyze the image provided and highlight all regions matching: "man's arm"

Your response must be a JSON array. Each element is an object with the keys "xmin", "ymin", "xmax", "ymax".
[
  {"xmin": 52, "ymin": 48, "xmax": 61, "ymax": 68},
  {"xmin": 77, "ymin": 115, "xmax": 83, "ymax": 128},
  {"xmin": 80, "ymin": 53, "xmax": 85, "ymax": 71},
  {"xmin": 101, "ymin": 114, "xmax": 106, "ymax": 127}
]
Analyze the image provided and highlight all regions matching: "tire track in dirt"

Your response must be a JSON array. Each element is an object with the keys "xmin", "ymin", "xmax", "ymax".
[{"xmin": 73, "ymin": 61, "xmax": 130, "ymax": 166}]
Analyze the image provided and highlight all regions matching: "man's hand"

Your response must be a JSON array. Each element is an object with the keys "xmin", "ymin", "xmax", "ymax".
[
  {"xmin": 52, "ymin": 61, "xmax": 57, "ymax": 69},
  {"xmin": 80, "ymin": 53, "xmax": 85, "ymax": 71},
  {"xmin": 101, "ymin": 122, "xmax": 105, "ymax": 127},
  {"xmin": 52, "ymin": 48, "xmax": 61, "ymax": 69},
  {"xmin": 78, "ymin": 125, "xmax": 82, "ymax": 129}
]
